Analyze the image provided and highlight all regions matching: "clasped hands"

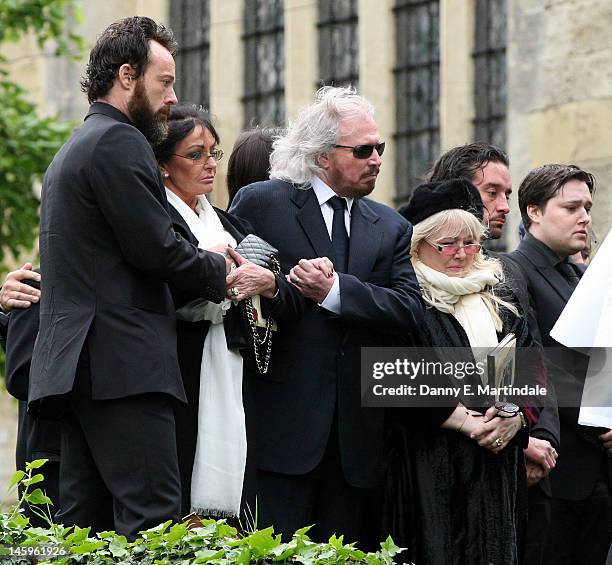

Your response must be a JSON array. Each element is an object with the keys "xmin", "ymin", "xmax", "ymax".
[
  {"xmin": 524, "ymin": 436, "xmax": 559, "ymax": 486},
  {"xmin": 287, "ymin": 257, "xmax": 335, "ymax": 303},
  {"xmin": 207, "ymin": 244, "xmax": 277, "ymax": 302},
  {"xmin": 462, "ymin": 404, "xmax": 524, "ymax": 455}
]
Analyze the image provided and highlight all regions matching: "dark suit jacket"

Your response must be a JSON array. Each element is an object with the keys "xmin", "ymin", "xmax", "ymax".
[
  {"xmin": 506, "ymin": 234, "xmax": 612, "ymax": 500},
  {"xmin": 498, "ymin": 249, "xmax": 561, "ymax": 497},
  {"xmin": 29, "ymin": 102, "xmax": 227, "ymax": 406},
  {"xmin": 230, "ymin": 179, "xmax": 424, "ymax": 488},
  {"xmin": 3, "ymin": 277, "xmax": 61, "ymax": 471}
]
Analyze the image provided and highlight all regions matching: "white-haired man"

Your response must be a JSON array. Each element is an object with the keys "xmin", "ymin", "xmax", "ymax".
[{"xmin": 229, "ymin": 87, "xmax": 424, "ymax": 546}]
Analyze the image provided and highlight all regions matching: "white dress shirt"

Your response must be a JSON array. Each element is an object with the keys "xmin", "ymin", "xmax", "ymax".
[{"xmin": 310, "ymin": 176, "xmax": 353, "ymax": 314}]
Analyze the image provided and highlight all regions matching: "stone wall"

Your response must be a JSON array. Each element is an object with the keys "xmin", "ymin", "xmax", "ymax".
[{"xmin": 507, "ymin": 0, "xmax": 612, "ymax": 251}]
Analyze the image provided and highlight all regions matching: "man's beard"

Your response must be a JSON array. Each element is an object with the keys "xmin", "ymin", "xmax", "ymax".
[{"xmin": 127, "ymin": 79, "xmax": 169, "ymax": 146}]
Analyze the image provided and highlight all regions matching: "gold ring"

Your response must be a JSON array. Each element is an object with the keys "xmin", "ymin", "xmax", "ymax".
[
  {"xmin": 231, "ymin": 287, "xmax": 239, "ymax": 297},
  {"xmin": 494, "ymin": 437, "xmax": 504, "ymax": 447}
]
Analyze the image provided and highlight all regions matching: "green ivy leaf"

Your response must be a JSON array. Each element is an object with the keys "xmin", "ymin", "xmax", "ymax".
[
  {"xmin": 24, "ymin": 488, "xmax": 52, "ymax": 505},
  {"xmin": 109, "ymin": 535, "xmax": 129, "ymax": 557},
  {"xmin": 194, "ymin": 548, "xmax": 225, "ymax": 562},
  {"xmin": 21, "ymin": 473, "xmax": 45, "ymax": 487},
  {"xmin": 69, "ymin": 540, "xmax": 106, "ymax": 554},
  {"xmin": 7, "ymin": 470, "xmax": 25, "ymax": 489},
  {"xmin": 25, "ymin": 459, "xmax": 48, "ymax": 471}
]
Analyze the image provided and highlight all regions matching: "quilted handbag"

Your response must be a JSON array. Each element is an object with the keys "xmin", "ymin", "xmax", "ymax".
[
  {"xmin": 234, "ymin": 234, "xmax": 280, "ymax": 271},
  {"xmin": 234, "ymin": 234, "xmax": 281, "ymax": 374}
]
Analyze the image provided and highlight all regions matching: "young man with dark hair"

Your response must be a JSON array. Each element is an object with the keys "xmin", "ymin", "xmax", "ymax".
[
  {"xmin": 427, "ymin": 142, "xmax": 511, "ymax": 239},
  {"xmin": 29, "ymin": 17, "xmax": 231, "ymax": 539},
  {"xmin": 507, "ymin": 164, "xmax": 612, "ymax": 565}
]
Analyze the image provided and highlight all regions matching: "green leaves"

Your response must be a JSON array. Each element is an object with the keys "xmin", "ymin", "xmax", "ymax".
[
  {"xmin": 3, "ymin": 460, "xmax": 407, "ymax": 563},
  {"xmin": 0, "ymin": 0, "xmax": 84, "ymax": 56},
  {"xmin": 0, "ymin": 511, "xmax": 408, "ymax": 564},
  {"xmin": 0, "ymin": 1, "xmax": 81, "ymax": 270}
]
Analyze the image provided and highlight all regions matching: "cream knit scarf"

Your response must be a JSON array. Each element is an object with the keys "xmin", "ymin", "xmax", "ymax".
[{"xmin": 413, "ymin": 259, "xmax": 501, "ymax": 350}]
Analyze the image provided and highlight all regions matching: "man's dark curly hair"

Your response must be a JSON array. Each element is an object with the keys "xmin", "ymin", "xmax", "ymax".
[
  {"xmin": 427, "ymin": 142, "xmax": 509, "ymax": 183},
  {"xmin": 81, "ymin": 16, "xmax": 177, "ymax": 103}
]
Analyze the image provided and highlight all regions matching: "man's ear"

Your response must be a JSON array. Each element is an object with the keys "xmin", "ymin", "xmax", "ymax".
[
  {"xmin": 118, "ymin": 64, "xmax": 136, "ymax": 90},
  {"xmin": 526, "ymin": 204, "xmax": 542, "ymax": 225},
  {"xmin": 317, "ymin": 152, "xmax": 330, "ymax": 170}
]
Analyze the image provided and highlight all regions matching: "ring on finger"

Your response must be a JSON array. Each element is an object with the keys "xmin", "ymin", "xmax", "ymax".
[
  {"xmin": 231, "ymin": 287, "xmax": 239, "ymax": 297},
  {"xmin": 494, "ymin": 437, "xmax": 504, "ymax": 447}
]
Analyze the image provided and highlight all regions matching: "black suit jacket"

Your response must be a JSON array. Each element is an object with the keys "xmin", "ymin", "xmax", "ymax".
[
  {"xmin": 230, "ymin": 179, "xmax": 424, "ymax": 488},
  {"xmin": 29, "ymin": 102, "xmax": 227, "ymax": 406},
  {"xmin": 4, "ymin": 278, "xmax": 61, "ymax": 467},
  {"xmin": 506, "ymin": 234, "xmax": 612, "ymax": 500}
]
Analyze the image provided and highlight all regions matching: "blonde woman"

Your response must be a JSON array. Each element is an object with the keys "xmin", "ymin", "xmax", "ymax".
[{"xmin": 385, "ymin": 178, "xmax": 536, "ymax": 565}]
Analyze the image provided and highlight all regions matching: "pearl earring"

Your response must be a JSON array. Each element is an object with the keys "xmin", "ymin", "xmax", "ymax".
[{"xmin": 163, "ymin": 171, "xmax": 169, "ymax": 178}]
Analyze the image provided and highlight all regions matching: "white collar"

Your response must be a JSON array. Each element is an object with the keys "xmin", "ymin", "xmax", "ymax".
[{"xmin": 311, "ymin": 176, "xmax": 354, "ymax": 213}]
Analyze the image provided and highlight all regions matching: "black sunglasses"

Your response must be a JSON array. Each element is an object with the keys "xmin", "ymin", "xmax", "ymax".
[{"xmin": 333, "ymin": 141, "xmax": 385, "ymax": 159}]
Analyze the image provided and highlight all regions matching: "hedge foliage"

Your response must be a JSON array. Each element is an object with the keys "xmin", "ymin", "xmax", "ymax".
[{"xmin": 0, "ymin": 460, "xmax": 408, "ymax": 564}]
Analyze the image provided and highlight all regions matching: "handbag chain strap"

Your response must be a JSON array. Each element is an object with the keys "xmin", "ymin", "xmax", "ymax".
[{"xmin": 243, "ymin": 255, "xmax": 281, "ymax": 374}]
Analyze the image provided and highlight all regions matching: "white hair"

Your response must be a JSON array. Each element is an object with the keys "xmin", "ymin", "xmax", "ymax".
[{"xmin": 269, "ymin": 86, "xmax": 375, "ymax": 185}]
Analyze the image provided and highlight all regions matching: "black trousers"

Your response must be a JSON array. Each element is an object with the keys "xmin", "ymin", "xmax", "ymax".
[
  {"xmin": 521, "ymin": 485, "xmax": 551, "ymax": 565},
  {"xmin": 55, "ymin": 353, "xmax": 181, "ymax": 540},
  {"xmin": 543, "ymin": 477, "xmax": 612, "ymax": 565},
  {"xmin": 256, "ymin": 416, "xmax": 374, "ymax": 549}
]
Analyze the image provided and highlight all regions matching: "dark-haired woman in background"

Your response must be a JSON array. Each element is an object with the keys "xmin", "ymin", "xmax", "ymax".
[
  {"xmin": 226, "ymin": 127, "xmax": 284, "ymax": 208},
  {"xmin": 154, "ymin": 105, "xmax": 278, "ymax": 520}
]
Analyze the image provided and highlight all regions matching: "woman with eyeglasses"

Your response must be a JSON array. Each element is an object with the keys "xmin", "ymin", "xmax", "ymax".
[
  {"xmin": 154, "ymin": 105, "xmax": 276, "ymax": 522},
  {"xmin": 383, "ymin": 178, "xmax": 537, "ymax": 565}
]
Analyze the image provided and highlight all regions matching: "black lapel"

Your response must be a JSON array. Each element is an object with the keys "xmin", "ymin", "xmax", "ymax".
[
  {"xmin": 518, "ymin": 237, "xmax": 573, "ymax": 303},
  {"xmin": 292, "ymin": 185, "xmax": 334, "ymax": 259},
  {"xmin": 215, "ymin": 208, "xmax": 247, "ymax": 243},
  {"xmin": 168, "ymin": 206, "xmax": 199, "ymax": 246},
  {"xmin": 347, "ymin": 199, "xmax": 382, "ymax": 278}
]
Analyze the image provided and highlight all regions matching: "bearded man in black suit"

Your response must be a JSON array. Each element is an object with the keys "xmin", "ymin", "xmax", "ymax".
[
  {"xmin": 229, "ymin": 86, "xmax": 424, "ymax": 546},
  {"xmin": 29, "ymin": 17, "xmax": 230, "ymax": 539}
]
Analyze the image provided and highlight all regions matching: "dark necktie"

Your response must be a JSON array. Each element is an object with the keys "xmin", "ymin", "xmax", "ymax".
[
  {"xmin": 556, "ymin": 259, "xmax": 581, "ymax": 289},
  {"xmin": 328, "ymin": 196, "xmax": 349, "ymax": 273}
]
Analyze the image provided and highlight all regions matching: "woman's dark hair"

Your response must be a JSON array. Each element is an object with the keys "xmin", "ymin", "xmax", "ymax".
[
  {"xmin": 427, "ymin": 142, "xmax": 509, "ymax": 183},
  {"xmin": 153, "ymin": 104, "xmax": 220, "ymax": 164},
  {"xmin": 81, "ymin": 16, "xmax": 177, "ymax": 103},
  {"xmin": 226, "ymin": 127, "xmax": 285, "ymax": 207},
  {"xmin": 518, "ymin": 164, "xmax": 596, "ymax": 229}
]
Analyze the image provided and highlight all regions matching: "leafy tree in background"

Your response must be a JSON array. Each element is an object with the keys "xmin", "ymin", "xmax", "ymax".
[{"xmin": 0, "ymin": 0, "xmax": 83, "ymax": 267}]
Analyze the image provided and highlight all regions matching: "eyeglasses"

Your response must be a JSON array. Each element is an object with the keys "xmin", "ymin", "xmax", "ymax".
[
  {"xmin": 172, "ymin": 148, "xmax": 224, "ymax": 163},
  {"xmin": 333, "ymin": 142, "xmax": 385, "ymax": 159},
  {"xmin": 425, "ymin": 240, "xmax": 482, "ymax": 256}
]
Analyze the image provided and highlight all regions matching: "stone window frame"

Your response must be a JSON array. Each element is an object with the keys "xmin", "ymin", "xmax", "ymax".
[
  {"xmin": 170, "ymin": 0, "xmax": 211, "ymax": 110},
  {"xmin": 473, "ymin": 0, "xmax": 508, "ymax": 251},
  {"xmin": 472, "ymin": 0, "xmax": 507, "ymax": 150},
  {"xmin": 393, "ymin": 0, "xmax": 440, "ymax": 205},
  {"xmin": 317, "ymin": 0, "xmax": 359, "ymax": 89},
  {"xmin": 243, "ymin": 0, "xmax": 285, "ymax": 127}
]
